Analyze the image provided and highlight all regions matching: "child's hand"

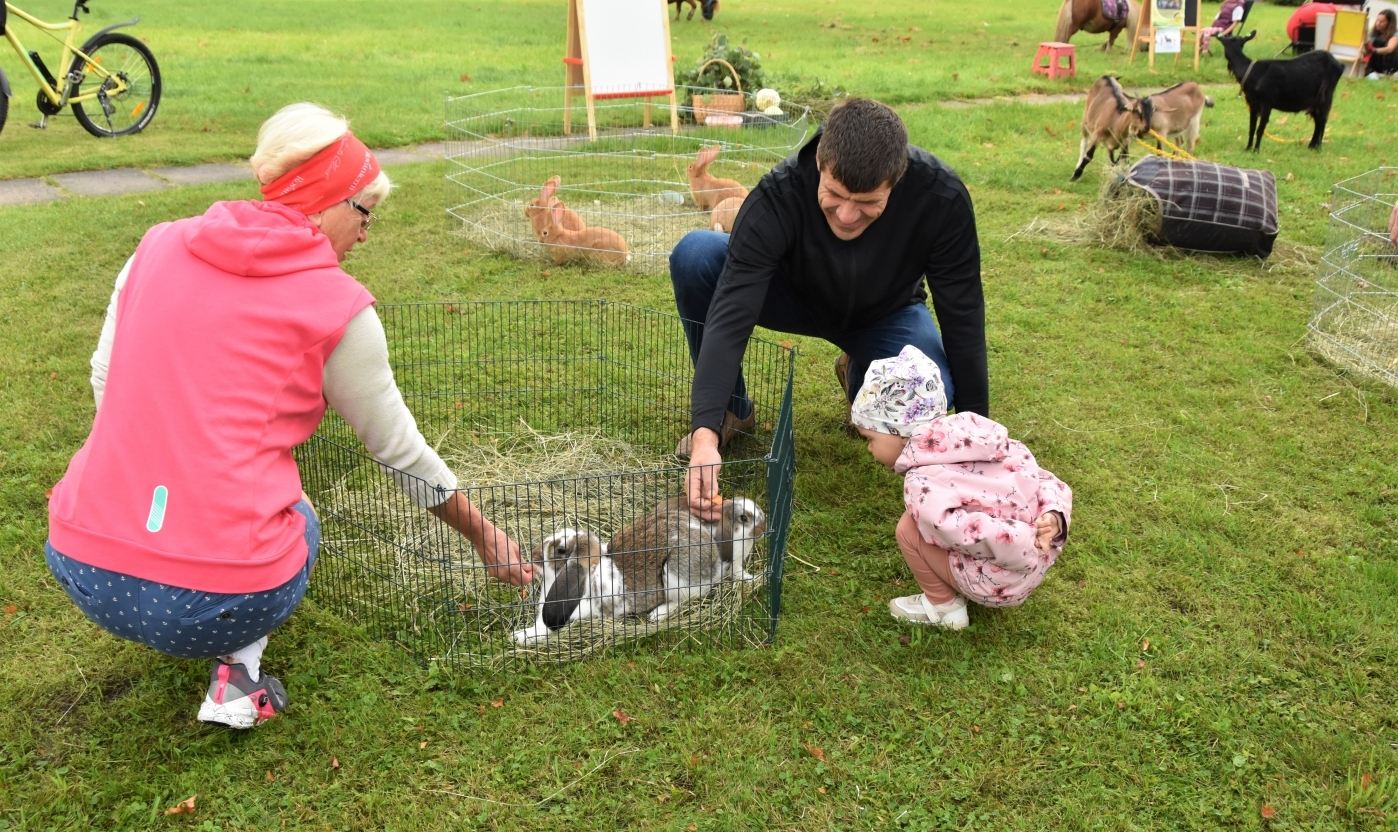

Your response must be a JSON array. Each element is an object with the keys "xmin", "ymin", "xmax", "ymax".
[{"xmin": 1034, "ymin": 512, "xmax": 1062, "ymax": 554}]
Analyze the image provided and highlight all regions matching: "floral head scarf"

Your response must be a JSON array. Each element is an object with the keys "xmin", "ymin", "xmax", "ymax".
[{"xmin": 849, "ymin": 345, "xmax": 948, "ymax": 437}]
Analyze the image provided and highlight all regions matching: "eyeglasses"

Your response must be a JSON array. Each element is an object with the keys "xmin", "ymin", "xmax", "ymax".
[{"xmin": 346, "ymin": 199, "xmax": 378, "ymax": 231}]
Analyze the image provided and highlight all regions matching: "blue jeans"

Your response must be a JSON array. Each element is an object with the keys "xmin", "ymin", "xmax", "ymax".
[
  {"xmin": 669, "ymin": 230, "xmax": 956, "ymax": 412},
  {"xmin": 44, "ymin": 500, "xmax": 321, "ymax": 660}
]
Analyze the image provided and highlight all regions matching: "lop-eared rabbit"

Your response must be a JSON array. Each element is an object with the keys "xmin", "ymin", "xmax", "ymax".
[{"xmin": 511, "ymin": 497, "xmax": 766, "ymax": 644}]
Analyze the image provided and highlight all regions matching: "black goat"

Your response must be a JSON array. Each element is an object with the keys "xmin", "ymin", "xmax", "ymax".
[
  {"xmin": 1218, "ymin": 30, "xmax": 1341, "ymax": 151},
  {"xmin": 669, "ymin": 0, "xmax": 718, "ymax": 20}
]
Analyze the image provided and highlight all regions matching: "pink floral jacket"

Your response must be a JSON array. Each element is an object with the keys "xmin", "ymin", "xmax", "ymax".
[{"xmin": 895, "ymin": 412, "xmax": 1073, "ymax": 608}]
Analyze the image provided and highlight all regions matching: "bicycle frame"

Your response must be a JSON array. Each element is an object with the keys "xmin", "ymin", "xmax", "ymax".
[{"xmin": 2, "ymin": 1, "xmax": 128, "ymax": 109}]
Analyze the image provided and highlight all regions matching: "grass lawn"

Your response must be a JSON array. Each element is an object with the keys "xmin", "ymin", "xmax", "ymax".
[{"xmin": 4, "ymin": 0, "xmax": 1398, "ymax": 828}]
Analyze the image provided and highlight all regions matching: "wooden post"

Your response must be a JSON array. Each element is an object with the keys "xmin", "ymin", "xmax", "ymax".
[{"xmin": 563, "ymin": 0, "xmax": 584, "ymax": 135}]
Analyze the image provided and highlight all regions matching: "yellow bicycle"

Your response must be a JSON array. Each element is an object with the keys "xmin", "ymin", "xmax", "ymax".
[{"xmin": 0, "ymin": 0, "xmax": 160, "ymax": 137}]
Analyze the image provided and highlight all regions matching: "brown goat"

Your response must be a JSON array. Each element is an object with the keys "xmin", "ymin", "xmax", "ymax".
[
  {"xmin": 1143, "ymin": 81, "xmax": 1214, "ymax": 154},
  {"xmin": 1072, "ymin": 76, "xmax": 1151, "ymax": 181}
]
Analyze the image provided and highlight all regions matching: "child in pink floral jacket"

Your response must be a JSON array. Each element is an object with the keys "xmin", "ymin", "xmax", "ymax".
[{"xmin": 850, "ymin": 345, "xmax": 1073, "ymax": 630}]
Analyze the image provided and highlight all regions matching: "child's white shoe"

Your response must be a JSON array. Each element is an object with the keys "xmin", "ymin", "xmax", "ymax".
[
  {"xmin": 888, "ymin": 594, "xmax": 933, "ymax": 623},
  {"xmin": 888, "ymin": 593, "xmax": 969, "ymax": 629},
  {"xmin": 921, "ymin": 595, "xmax": 969, "ymax": 630}
]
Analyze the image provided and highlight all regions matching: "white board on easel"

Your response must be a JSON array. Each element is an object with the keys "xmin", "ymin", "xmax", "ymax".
[{"xmin": 564, "ymin": 0, "xmax": 679, "ymax": 139}]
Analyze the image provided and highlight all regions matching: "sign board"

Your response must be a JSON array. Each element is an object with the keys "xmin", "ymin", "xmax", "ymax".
[
  {"xmin": 1153, "ymin": 0, "xmax": 1184, "ymax": 28},
  {"xmin": 564, "ymin": 0, "xmax": 679, "ymax": 138},
  {"xmin": 1155, "ymin": 27, "xmax": 1182, "ymax": 52}
]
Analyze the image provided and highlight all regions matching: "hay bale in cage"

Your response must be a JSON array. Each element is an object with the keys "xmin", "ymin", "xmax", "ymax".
[
  {"xmin": 298, "ymin": 300, "xmax": 797, "ymax": 670},
  {"xmin": 445, "ymin": 87, "xmax": 811, "ymax": 275},
  {"xmin": 1308, "ymin": 168, "xmax": 1398, "ymax": 387}
]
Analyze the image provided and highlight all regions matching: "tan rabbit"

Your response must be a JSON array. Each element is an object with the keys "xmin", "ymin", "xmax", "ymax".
[
  {"xmin": 687, "ymin": 146, "xmax": 749, "ymax": 211},
  {"xmin": 710, "ymin": 195, "xmax": 745, "ymax": 232},
  {"xmin": 539, "ymin": 202, "xmax": 630, "ymax": 266},
  {"xmin": 524, "ymin": 176, "xmax": 585, "ymax": 241}
]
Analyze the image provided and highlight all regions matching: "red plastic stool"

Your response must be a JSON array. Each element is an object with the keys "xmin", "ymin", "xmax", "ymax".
[{"xmin": 1032, "ymin": 42, "xmax": 1076, "ymax": 80}]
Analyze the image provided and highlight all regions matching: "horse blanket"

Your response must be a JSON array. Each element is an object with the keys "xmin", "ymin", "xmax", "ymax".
[{"xmin": 1101, "ymin": 0, "xmax": 1131, "ymax": 22}]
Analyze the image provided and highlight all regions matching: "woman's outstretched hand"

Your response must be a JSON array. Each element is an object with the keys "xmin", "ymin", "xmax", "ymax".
[
  {"xmin": 429, "ymin": 491, "xmax": 535, "ymax": 586},
  {"xmin": 685, "ymin": 428, "xmax": 725, "ymax": 522}
]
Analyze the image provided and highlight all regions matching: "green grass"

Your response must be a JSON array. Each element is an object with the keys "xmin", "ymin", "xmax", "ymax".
[{"xmin": 4, "ymin": 0, "xmax": 1398, "ymax": 828}]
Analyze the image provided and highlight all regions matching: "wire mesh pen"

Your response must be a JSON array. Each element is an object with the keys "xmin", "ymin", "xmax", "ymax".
[
  {"xmin": 1308, "ymin": 168, "xmax": 1398, "ymax": 387},
  {"xmin": 295, "ymin": 301, "xmax": 796, "ymax": 671},
  {"xmin": 445, "ymin": 86, "xmax": 811, "ymax": 274}
]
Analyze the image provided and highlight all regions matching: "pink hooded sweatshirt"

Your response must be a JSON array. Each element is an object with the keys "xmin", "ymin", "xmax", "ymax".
[
  {"xmin": 895, "ymin": 411, "xmax": 1073, "ymax": 608},
  {"xmin": 48, "ymin": 200, "xmax": 374, "ymax": 594}
]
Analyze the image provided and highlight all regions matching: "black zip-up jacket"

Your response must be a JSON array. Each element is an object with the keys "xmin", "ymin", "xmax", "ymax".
[{"xmin": 691, "ymin": 130, "xmax": 988, "ymax": 435}]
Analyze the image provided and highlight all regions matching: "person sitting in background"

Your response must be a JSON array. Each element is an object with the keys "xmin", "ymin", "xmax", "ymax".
[
  {"xmin": 45, "ymin": 103, "xmax": 532, "ymax": 730},
  {"xmin": 1201, "ymin": 0, "xmax": 1247, "ymax": 52},
  {"xmin": 1364, "ymin": 9, "xmax": 1398, "ymax": 77}
]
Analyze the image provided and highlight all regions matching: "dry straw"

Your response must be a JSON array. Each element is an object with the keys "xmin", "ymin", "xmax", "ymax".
[
  {"xmin": 1018, "ymin": 163, "xmax": 1162, "ymax": 255},
  {"xmin": 317, "ymin": 422, "xmax": 768, "ymax": 667}
]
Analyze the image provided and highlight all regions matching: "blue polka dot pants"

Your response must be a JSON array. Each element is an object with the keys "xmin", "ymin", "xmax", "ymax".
[{"xmin": 44, "ymin": 500, "xmax": 321, "ymax": 660}]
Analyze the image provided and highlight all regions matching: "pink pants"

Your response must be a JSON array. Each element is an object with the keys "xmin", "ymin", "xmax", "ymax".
[{"xmin": 895, "ymin": 512, "xmax": 959, "ymax": 604}]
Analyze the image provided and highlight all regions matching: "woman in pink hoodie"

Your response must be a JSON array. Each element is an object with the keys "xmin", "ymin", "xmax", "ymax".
[
  {"xmin": 850, "ymin": 346, "xmax": 1072, "ymax": 629},
  {"xmin": 45, "ymin": 103, "xmax": 534, "ymax": 729}
]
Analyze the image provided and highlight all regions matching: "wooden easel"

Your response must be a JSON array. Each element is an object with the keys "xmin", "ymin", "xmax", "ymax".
[
  {"xmin": 1129, "ymin": 0, "xmax": 1201, "ymax": 70},
  {"xmin": 562, "ymin": 0, "xmax": 679, "ymax": 140}
]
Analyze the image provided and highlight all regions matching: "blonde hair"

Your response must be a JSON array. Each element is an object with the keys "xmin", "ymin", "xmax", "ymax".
[{"xmin": 250, "ymin": 102, "xmax": 392, "ymax": 207}]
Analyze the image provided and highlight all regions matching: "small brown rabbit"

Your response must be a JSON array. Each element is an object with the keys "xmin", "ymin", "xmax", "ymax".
[
  {"xmin": 710, "ymin": 195, "xmax": 745, "ymax": 232},
  {"xmin": 539, "ymin": 202, "xmax": 631, "ymax": 267},
  {"xmin": 524, "ymin": 176, "xmax": 585, "ymax": 241},
  {"xmin": 687, "ymin": 146, "xmax": 749, "ymax": 211}
]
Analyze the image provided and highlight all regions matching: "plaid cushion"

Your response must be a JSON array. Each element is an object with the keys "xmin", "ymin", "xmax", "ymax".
[{"xmin": 1127, "ymin": 157, "xmax": 1279, "ymax": 258}]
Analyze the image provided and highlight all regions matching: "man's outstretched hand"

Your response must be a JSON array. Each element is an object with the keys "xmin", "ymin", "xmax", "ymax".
[{"xmin": 685, "ymin": 427, "xmax": 724, "ymax": 522}]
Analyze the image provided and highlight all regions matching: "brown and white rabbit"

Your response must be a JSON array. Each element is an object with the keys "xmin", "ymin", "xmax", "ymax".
[
  {"xmin": 524, "ymin": 175, "xmax": 585, "ymax": 241},
  {"xmin": 512, "ymin": 528, "xmax": 619, "ymax": 645},
  {"xmin": 687, "ymin": 146, "xmax": 749, "ymax": 211},
  {"xmin": 539, "ymin": 202, "xmax": 631, "ymax": 267},
  {"xmin": 710, "ymin": 195, "xmax": 745, "ymax": 232},
  {"xmin": 605, "ymin": 498, "xmax": 724, "ymax": 621},
  {"xmin": 642, "ymin": 496, "xmax": 766, "ymax": 580}
]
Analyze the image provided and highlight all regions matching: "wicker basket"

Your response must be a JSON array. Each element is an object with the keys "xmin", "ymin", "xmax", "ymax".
[{"xmin": 691, "ymin": 58, "xmax": 746, "ymax": 122}]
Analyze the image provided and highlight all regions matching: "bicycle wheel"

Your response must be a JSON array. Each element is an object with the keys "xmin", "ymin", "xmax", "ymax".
[{"xmin": 70, "ymin": 33, "xmax": 161, "ymax": 138}]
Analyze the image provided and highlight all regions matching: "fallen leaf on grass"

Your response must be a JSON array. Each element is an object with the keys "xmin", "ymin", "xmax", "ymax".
[
  {"xmin": 491, "ymin": 699, "xmax": 504, "ymax": 708},
  {"xmin": 1141, "ymin": 639, "xmax": 1150, "ymax": 652},
  {"xmin": 1057, "ymin": 204, "xmax": 1066, "ymax": 211},
  {"xmin": 802, "ymin": 742, "xmax": 826, "ymax": 762},
  {"xmin": 1136, "ymin": 660, "xmax": 1146, "ymax": 669},
  {"xmin": 1261, "ymin": 805, "xmax": 1276, "ymax": 819},
  {"xmin": 331, "ymin": 756, "xmax": 340, "ymax": 769},
  {"xmin": 817, "ymin": 786, "xmax": 827, "ymax": 794},
  {"xmin": 1067, "ymin": 704, "xmax": 1077, "ymax": 710},
  {"xmin": 1362, "ymin": 773, "xmax": 1374, "ymax": 789},
  {"xmin": 265, "ymin": 771, "xmax": 275, "ymax": 783},
  {"xmin": 972, "ymin": 725, "xmax": 982, "ymax": 734},
  {"xmin": 613, "ymin": 709, "xmax": 633, "ymax": 725},
  {"xmin": 49, "ymin": 372, "xmax": 58, "ymax": 381},
  {"xmin": 779, "ymin": 340, "xmax": 793, "ymax": 349},
  {"xmin": 689, "ymin": 753, "xmax": 700, "ymax": 767},
  {"xmin": 420, "ymin": 741, "xmax": 428, "ymax": 749},
  {"xmin": 164, "ymin": 795, "xmax": 196, "ymax": 815},
  {"xmin": 460, "ymin": 73, "xmax": 472, "ymax": 82},
  {"xmin": 3, "ymin": 606, "xmax": 14, "ymax": 616},
  {"xmin": 899, "ymin": 634, "xmax": 911, "ymax": 645}
]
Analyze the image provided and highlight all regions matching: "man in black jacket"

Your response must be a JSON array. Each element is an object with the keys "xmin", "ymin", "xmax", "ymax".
[{"xmin": 672, "ymin": 98, "xmax": 987, "ymax": 517}]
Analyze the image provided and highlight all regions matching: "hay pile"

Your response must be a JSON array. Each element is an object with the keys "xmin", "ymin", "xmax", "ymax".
[
  {"xmin": 315, "ymin": 422, "xmax": 769, "ymax": 667},
  {"xmin": 1020, "ymin": 163, "xmax": 1163, "ymax": 255}
]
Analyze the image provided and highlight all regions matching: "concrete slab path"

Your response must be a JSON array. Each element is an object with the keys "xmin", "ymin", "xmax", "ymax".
[{"xmin": 0, "ymin": 142, "xmax": 446, "ymax": 208}]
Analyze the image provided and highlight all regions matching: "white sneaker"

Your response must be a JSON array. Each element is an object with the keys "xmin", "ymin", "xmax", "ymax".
[
  {"xmin": 888, "ymin": 593, "xmax": 933, "ymax": 623},
  {"xmin": 921, "ymin": 595, "xmax": 970, "ymax": 630}
]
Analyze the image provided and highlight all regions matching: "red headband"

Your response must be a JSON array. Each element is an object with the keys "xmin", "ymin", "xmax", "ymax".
[{"xmin": 259, "ymin": 131, "xmax": 381, "ymax": 216}]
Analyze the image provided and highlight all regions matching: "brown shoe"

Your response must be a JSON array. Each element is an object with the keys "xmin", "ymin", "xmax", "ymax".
[
  {"xmin": 834, "ymin": 352, "xmax": 852, "ymax": 398},
  {"xmin": 835, "ymin": 352, "xmax": 861, "ymax": 436},
  {"xmin": 674, "ymin": 409, "xmax": 758, "ymax": 460}
]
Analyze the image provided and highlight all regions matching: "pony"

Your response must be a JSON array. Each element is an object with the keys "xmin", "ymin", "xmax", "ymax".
[{"xmin": 1054, "ymin": 0, "xmax": 1142, "ymax": 51}]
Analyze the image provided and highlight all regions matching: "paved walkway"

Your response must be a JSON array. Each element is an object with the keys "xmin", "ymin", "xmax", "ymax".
[
  {"xmin": 2, "ymin": 83, "xmax": 1237, "ymax": 208},
  {"xmin": 0, "ymin": 142, "xmax": 446, "ymax": 208}
]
